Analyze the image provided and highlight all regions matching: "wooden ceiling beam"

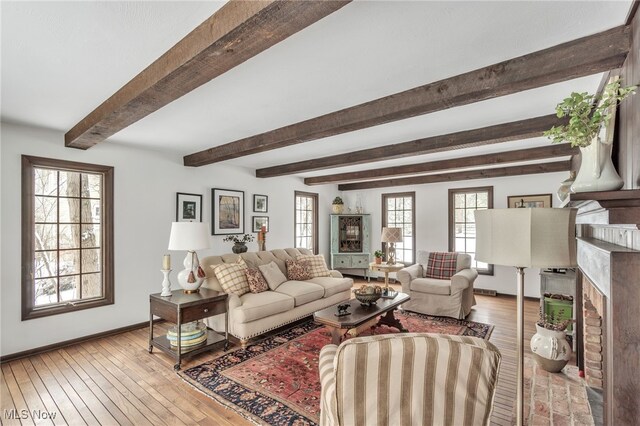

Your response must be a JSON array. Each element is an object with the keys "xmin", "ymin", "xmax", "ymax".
[
  {"xmin": 338, "ymin": 160, "xmax": 571, "ymax": 191},
  {"xmin": 305, "ymin": 144, "xmax": 577, "ymax": 185},
  {"xmin": 184, "ymin": 25, "xmax": 631, "ymax": 166},
  {"xmin": 257, "ymin": 114, "xmax": 565, "ymax": 177},
  {"xmin": 65, "ymin": 0, "xmax": 351, "ymax": 149}
]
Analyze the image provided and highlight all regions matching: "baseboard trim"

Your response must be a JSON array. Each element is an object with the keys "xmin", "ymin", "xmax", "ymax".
[{"xmin": 0, "ymin": 319, "xmax": 164, "ymax": 363}]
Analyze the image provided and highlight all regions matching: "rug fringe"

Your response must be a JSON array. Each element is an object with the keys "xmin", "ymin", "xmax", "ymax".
[{"xmin": 178, "ymin": 370, "xmax": 264, "ymax": 426}]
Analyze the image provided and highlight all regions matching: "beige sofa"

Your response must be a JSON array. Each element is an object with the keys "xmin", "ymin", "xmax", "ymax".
[
  {"xmin": 200, "ymin": 248, "xmax": 352, "ymax": 346},
  {"xmin": 396, "ymin": 250, "xmax": 478, "ymax": 319}
]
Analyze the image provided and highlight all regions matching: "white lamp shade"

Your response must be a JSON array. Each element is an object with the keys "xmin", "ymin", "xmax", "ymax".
[
  {"xmin": 474, "ymin": 208, "xmax": 577, "ymax": 268},
  {"xmin": 168, "ymin": 222, "xmax": 210, "ymax": 251},
  {"xmin": 381, "ymin": 227, "xmax": 403, "ymax": 243}
]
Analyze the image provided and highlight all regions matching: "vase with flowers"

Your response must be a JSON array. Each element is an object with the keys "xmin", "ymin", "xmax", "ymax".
[
  {"xmin": 530, "ymin": 306, "xmax": 573, "ymax": 373},
  {"xmin": 223, "ymin": 234, "xmax": 255, "ymax": 254},
  {"xmin": 544, "ymin": 78, "xmax": 636, "ymax": 193},
  {"xmin": 332, "ymin": 196, "xmax": 344, "ymax": 214}
]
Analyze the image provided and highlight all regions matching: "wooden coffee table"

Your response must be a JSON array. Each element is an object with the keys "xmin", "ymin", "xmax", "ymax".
[{"xmin": 313, "ymin": 292, "xmax": 410, "ymax": 345}]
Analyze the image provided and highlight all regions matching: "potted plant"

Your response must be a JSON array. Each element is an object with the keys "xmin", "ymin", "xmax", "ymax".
[
  {"xmin": 530, "ymin": 307, "xmax": 573, "ymax": 373},
  {"xmin": 544, "ymin": 78, "xmax": 636, "ymax": 193},
  {"xmin": 374, "ymin": 250, "xmax": 383, "ymax": 264},
  {"xmin": 223, "ymin": 234, "xmax": 255, "ymax": 254},
  {"xmin": 332, "ymin": 196, "xmax": 344, "ymax": 214}
]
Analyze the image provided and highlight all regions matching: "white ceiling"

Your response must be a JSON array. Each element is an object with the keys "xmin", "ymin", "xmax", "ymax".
[{"xmin": 1, "ymin": 1, "xmax": 633, "ymax": 180}]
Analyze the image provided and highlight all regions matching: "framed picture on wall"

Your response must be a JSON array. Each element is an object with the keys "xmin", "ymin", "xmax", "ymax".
[
  {"xmin": 253, "ymin": 194, "xmax": 268, "ymax": 213},
  {"xmin": 212, "ymin": 188, "xmax": 244, "ymax": 235},
  {"xmin": 252, "ymin": 216, "xmax": 269, "ymax": 232},
  {"xmin": 176, "ymin": 192, "xmax": 202, "ymax": 222},
  {"xmin": 507, "ymin": 193, "xmax": 553, "ymax": 208}
]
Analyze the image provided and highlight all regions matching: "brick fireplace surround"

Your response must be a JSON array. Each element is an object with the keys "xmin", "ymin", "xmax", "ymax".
[{"xmin": 570, "ymin": 190, "xmax": 640, "ymax": 425}]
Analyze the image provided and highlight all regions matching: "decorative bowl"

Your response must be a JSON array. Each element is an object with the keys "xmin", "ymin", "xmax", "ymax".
[{"xmin": 353, "ymin": 289, "xmax": 381, "ymax": 306}]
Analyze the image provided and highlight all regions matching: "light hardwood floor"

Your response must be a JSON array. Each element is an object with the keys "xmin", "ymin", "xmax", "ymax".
[{"xmin": 1, "ymin": 280, "xmax": 541, "ymax": 425}]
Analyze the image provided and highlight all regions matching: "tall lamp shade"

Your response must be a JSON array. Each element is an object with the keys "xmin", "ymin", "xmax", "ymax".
[
  {"xmin": 381, "ymin": 227, "xmax": 403, "ymax": 265},
  {"xmin": 168, "ymin": 222, "xmax": 210, "ymax": 293},
  {"xmin": 474, "ymin": 208, "xmax": 577, "ymax": 426}
]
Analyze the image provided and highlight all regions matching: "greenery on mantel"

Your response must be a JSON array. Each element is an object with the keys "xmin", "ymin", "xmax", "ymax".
[
  {"xmin": 544, "ymin": 79, "xmax": 636, "ymax": 148},
  {"xmin": 332, "ymin": 196, "xmax": 344, "ymax": 205}
]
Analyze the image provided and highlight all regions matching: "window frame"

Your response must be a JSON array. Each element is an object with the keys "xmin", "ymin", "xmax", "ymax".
[
  {"xmin": 21, "ymin": 155, "xmax": 114, "ymax": 320},
  {"xmin": 381, "ymin": 191, "xmax": 416, "ymax": 266},
  {"xmin": 293, "ymin": 191, "xmax": 319, "ymax": 254},
  {"xmin": 448, "ymin": 185, "xmax": 494, "ymax": 275}
]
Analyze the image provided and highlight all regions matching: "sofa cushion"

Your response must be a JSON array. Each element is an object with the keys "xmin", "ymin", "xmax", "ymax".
[
  {"xmin": 234, "ymin": 291, "xmax": 295, "ymax": 324},
  {"xmin": 308, "ymin": 276, "xmax": 353, "ymax": 298},
  {"xmin": 286, "ymin": 259, "xmax": 313, "ymax": 281},
  {"xmin": 258, "ymin": 261, "xmax": 288, "ymax": 291},
  {"xmin": 213, "ymin": 261, "xmax": 249, "ymax": 296},
  {"xmin": 245, "ymin": 268, "xmax": 269, "ymax": 293},
  {"xmin": 410, "ymin": 278, "xmax": 451, "ymax": 295},
  {"xmin": 424, "ymin": 252, "xmax": 458, "ymax": 279},
  {"xmin": 274, "ymin": 280, "xmax": 325, "ymax": 306},
  {"xmin": 297, "ymin": 254, "xmax": 331, "ymax": 278}
]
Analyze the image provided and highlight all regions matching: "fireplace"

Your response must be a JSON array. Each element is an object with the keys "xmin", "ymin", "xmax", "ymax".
[{"xmin": 571, "ymin": 190, "xmax": 640, "ymax": 425}]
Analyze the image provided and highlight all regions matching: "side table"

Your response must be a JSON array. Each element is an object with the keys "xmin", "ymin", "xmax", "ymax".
[
  {"xmin": 149, "ymin": 288, "xmax": 228, "ymax": 370},
  {"xmin": 369, "ymin": 262, "xmax": 404, "ymax": 298}
]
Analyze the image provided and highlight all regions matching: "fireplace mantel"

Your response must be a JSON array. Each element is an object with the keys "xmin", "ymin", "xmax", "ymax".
[
  {"xmin": 568, "ymin": 189, "xmax": 640, "ymax": 226},
  {"xmin": 570, "ymin": 190, "xmax": 640, "ymax": 425}
]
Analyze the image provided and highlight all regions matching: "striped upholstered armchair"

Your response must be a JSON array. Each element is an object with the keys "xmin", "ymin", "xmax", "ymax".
[{"xmin": 319, "ymin": 333, "xmax": 501, "ymax": 426}]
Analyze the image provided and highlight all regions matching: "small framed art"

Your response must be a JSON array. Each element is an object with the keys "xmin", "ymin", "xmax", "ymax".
[
  {"xmin": 176, "ymin": 192, "xmax": 202, "ymax": 222},
  {"xmin": 252, "ymin": 216, "xmax": 269, "ymax": 232},
  {"xmin": 212, "ymin": 188, "xmax": 244, "ymax": 235},
  {"xmin": 253, "ymin": 194, "xmax": 268, "ymax": 213},
  {"xmin": 507, "ymin": 193, "xmax": 553, "ymax": 208}
]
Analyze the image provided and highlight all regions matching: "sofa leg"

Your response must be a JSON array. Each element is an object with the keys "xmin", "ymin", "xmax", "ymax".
[{"xmin": 240, "ymin": 339, "xmax": 249, "ymax": 349}]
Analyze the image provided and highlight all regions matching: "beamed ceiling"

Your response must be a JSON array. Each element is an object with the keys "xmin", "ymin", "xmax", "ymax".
[{"xmin": 1, "ymin": 1, "xmax": 636, "ymax": 190}]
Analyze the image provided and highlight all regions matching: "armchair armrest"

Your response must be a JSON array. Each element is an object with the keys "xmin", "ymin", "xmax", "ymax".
[
  {"xmin": 319, "ymin": 344, "xmax": 339, "ymax": 426},
  {"xmin": 397, "ymin": 264, "xmax": 422, "ymax": 294},
  {"xmin": 451, "ymin": 268, "xmax": 479, "ymax": 293}
]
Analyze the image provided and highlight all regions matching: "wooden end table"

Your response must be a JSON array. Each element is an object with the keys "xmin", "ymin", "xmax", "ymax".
[
  {"xmin": 369, "ymin": 262, "xmax": 404, "ymax": 297},
  {"xmin": 314, "ymin": 292, "xmax": 410, "ymax": 345},
  {"xmin": 149, "ymin": 288, "xmax": 229, "ymax": 370}
]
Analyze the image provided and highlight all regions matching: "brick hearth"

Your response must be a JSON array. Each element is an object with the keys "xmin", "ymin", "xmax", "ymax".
[{"xmin": 517, "ymin": 359, "xmax": 594, "ymax": 425}]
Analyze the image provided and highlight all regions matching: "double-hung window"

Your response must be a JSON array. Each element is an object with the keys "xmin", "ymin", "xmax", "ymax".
[
  {"xmin": 294, "ymin": 191, "xmax": 318, "ymax": 254},
  {"xmin": 382, "ymin": 192, "xmax": 415, "ymax": 265},
  {"xmin": 22, "ymin": 156, "xmax": 114, "ymax": 320},
  {"xmin": 448, "ymin": 186, "xmax": 493, "ymax": 275}
]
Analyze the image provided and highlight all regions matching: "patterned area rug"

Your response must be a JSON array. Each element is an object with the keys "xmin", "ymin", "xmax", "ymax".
[{"xmin": 180, "ymin": 311, "xmax": 493, "ymax": 426}]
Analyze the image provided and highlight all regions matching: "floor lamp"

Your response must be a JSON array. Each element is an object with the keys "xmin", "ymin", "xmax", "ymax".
[{"xmin": 474, "ymin": 208, "xmax": 577, "ymax": 426}]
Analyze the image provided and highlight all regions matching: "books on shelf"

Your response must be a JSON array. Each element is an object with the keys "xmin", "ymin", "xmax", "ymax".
[
  {"xmin": 169, "ymin": 333, "xmax": 208, "ymax": 348},
  {"xmin": 167, "ymin": 321, "xmax": 208, "ymax": 348}
]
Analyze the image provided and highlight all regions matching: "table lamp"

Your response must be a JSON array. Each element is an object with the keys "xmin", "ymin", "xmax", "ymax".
[
  {"xmin": 474, "ymin": 208, "xmax": 577, "ymax": 426},
  {"xmin": 168, "ymin": 222, "xmax": 210, "ymax": 293},
  {"xmin": 381, "ymin": 227, "xmax": 402, "ymax": 265}
]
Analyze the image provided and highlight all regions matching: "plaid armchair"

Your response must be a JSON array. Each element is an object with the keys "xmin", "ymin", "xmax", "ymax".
[
  {"xmin": 396, "ymin": 251, "xmax": 478, "ymax": 319},
  {"xmin": 319, "ymin": 333, "xmax": 501, "ymax": 426}
]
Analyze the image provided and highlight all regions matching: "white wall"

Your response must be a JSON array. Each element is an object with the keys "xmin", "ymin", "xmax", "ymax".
[
  {"xmin": 0, "ymin": 122, "xmax": 336, "ymax": 356},
  {"xmin": 340, "ymin": 172, "xmax": 568, "ymax": 298}
]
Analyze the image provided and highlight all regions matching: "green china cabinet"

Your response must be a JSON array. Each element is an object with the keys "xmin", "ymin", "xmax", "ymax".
[{"xmin": 330, "ymin": 214, "xmax": 371, "ymax": 280}]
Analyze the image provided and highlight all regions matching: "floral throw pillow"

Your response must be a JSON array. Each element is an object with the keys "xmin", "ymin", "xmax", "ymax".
[
  {"xmin": 245, "ymin": 268, "xmax": 269, "ymax": 293},
  {"xmin": 286, "ymin": 259, "xmax": 312, "ymax": 281}
]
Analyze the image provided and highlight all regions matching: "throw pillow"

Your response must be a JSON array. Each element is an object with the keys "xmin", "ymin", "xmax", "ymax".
[
  {"xmin": 245, "ymin": 268, "xmax": 269, "ymax": 293},
  {"xmin": 296, "ymin": 254, "xmax": 331, "ymax": 278},
  {"xmin": 424, "ymin": 252, "xmax": 458, "ymax": 279},
  {"xmin": 286, "ymin": 259, "xmax": 312, "ymax": 281},
  {"xmin": 213, "ymin": 262, "xmax": 250, "ymax": 296},
  {"xmin": 258, "ymin": 261, "xmax": 288, "ymax": 290}
]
